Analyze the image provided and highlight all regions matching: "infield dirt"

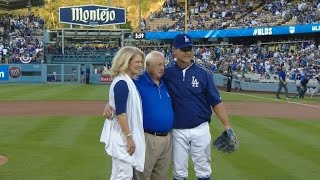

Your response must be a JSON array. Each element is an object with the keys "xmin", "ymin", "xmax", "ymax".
[
  {"xmin": 0, "ymin": 155, "xmax": 8, "ymax": 166},
  {"xmin": 1, "ymin": 100, "xmax": 319, "ymax": 165},
  {"xmin": 0, "ymin": 101, "xmax": 319, "ymax": 120}
]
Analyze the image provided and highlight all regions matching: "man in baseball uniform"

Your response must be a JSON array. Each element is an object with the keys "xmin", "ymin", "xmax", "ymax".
[
  {"xmin": 276, "ymin": 66, "xmax": 289, "ymax": 99},
  {"xmin": 163, "ymin": 34, "xmax": 235, "ymax": 180},
  {"xmin": 311, "ymin": 71, "xmax": 320, "ymax": 98},
  {"xmin": 298, "ymin": 75, "xmax": 310, "ymax": 98}
]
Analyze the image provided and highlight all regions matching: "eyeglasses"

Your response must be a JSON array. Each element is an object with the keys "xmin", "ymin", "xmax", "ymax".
[{"xmin": 179, "ymin": 46, "xmax": 193, "ymax": 52}]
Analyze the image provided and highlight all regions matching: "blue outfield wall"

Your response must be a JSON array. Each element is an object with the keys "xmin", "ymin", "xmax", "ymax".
[
  {"xmin": 0, "ymin": 64, "xmax": 317, "ymax": 95},
  {"xmin": 0, "ymin": 65, "xmax": 9, "ymax": 82},
  {"xmin": 145, "ymin": 23, "xmax": 320, "ymax": 40},
  {"xmin": 0, "ymin": 64, "xmax": 110, "ymax": 84},
  {"xmin": 0, "ymin": 64, "xmax": 46, "ymax": 83},
  {"xmin": 213, "ymin": 74, "xmax": 317, "ymax": 95}
]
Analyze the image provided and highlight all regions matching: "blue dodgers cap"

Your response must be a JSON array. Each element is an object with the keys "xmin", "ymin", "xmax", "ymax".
[{"xmin": 172, "ymin": 33, "xmax": 193, "ymax": 48}]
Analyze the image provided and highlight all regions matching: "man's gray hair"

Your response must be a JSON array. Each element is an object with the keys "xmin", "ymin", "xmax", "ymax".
[{"xmin": 145, "ymin": 51, "xmax": 165, "ymax": 67}]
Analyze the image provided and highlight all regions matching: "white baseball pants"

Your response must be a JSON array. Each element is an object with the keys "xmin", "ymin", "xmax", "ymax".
[
  {"xmin": 311, "ymin": 83, "xmax": 320, "ymax": 97},
  {"xmin": 172, "ymin": 122, "xmax": 212, "ymax": 179},
  {"xmin": 110, "ymin": 157, "xmax": 133, "ymax": 180}
]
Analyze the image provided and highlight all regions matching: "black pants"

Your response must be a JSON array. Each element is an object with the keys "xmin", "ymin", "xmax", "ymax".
[
  {"xmin": 226, "ymin": 77, "xmax": 232, "ymax": 92},
  {"xmin": 298, "ymin": 85, "xmax": 307, "ymax": 98}
]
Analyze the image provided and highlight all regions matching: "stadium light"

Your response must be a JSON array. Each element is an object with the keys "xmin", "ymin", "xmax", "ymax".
[
  {"xmin": 139, "ymin": 0, "xmax": 142, "ymax": 31},
  {"xmin": 184, "ymin": 0, "xmax": 187, "ymax": 32},
  {"xmin": 27, "ymin": 0, "xmax": 32, "ymax": 15}
]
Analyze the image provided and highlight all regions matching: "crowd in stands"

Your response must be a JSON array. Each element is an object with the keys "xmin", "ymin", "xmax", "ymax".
[
  {"xmin": 144, "ymin": 0, "xmax": 320, "ymax": 32},
  {"xmin": 234, "ymin": 0, "xmax": 320, "ymax": 28},
  {"xmin": 204, "ymin": 39, "xmax": 320, "ymax": 84},
  {"xmin": 1, "ymin": 1, "xmax": 320, "ymax": 86},
  {"xmin": 132, "ymin": 0, "xmax": 320, "ymax": 85},
  {"xmin": 134, "ymin": 38, "xmax": 320, "ymax": 85},
  {"xmin": 0, "ymin": 14, "xmax": 45, "ymax": 64},
  {"xmin": 46, "ymin": 44, "xmax": 119, "ymax": 56}
]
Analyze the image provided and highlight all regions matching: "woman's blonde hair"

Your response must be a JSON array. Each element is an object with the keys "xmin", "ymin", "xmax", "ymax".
[{"xmin": 109, "ymin": 46, "xmax": 145, "ymax": 78}]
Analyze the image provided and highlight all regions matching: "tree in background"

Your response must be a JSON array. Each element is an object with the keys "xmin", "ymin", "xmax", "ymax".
[{"xmin": 4, "ymin": 0, "xmax": 164, "ymax": 30}]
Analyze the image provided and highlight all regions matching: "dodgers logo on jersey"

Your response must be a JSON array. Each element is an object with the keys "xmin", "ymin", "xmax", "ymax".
[{"xmin": 191, "ymin": 76, "xmax": 199, "ymax": 87}]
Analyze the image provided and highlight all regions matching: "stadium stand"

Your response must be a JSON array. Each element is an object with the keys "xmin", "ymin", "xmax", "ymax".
[
  {"xmin": 0, "ymin": 14, "xmax": 44, "ymax": 64},
  {"xmin": 132, "ymin": 0, "xmax": 319, "ymax": 86},
  {"xmin": 144, "ymin": 0, "xmax": 320, "ymax": 31},
  {"xmin": 1, "ymin": 0, "xmax": 319, "ymax": 87},
  {"xmin": 0, "ymin": 0, "xmax": 45, "ymax": 11},
  {"xmin": 43, "ymin": 28, "xmax": 128, "ymax": 64}
]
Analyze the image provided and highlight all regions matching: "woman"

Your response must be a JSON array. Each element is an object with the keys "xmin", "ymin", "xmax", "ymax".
[{"xmin": 100, "ymin": 46, "xmax": 146, "ymax": 180}]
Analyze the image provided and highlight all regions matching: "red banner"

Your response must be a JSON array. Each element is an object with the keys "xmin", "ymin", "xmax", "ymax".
[{"xmin": 100, "ymin": 75, "xmax": 112, "ymax": 83}]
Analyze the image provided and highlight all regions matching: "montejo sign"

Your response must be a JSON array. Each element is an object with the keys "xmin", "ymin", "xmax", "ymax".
[{"xmin": 59, "ymin": 4, "xmax": 126, "ymax": 26}]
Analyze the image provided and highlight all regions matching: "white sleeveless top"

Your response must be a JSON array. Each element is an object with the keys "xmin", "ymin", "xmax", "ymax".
[{"xmin": 100, "ymin": 73, "xmax": 145, "ymax": 172}]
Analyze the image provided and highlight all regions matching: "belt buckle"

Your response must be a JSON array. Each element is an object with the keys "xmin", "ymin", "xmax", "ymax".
[{"xmin": 156, "ymin": 132, "xmax": 167, "ymax": 136}]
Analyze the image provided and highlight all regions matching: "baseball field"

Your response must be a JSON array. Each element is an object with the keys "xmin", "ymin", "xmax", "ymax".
[{"xmin": 0, "ymin": 84, "xmax": 319, "ymax": 180}]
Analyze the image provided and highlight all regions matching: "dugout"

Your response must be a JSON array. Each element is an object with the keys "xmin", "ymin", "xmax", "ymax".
[
  {"xmin": 43, "ymin": 28, "xmax": 130, "ymax": 84},
  {"xmin": 44, "ymin": 28, "xmax": 130, "ymax": 64}
]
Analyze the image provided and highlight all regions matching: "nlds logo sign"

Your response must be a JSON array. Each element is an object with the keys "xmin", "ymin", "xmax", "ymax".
[
  {"xmin": 253, "ymin": 28, "xmax": 272, "ymax": 36},
  {"xmin": 312, "ymin": 25, "xmax": 320, "ymax": 31},
  {"xmin": 59, "ymin": 5, "xmax": 126, "ymax": 26}
]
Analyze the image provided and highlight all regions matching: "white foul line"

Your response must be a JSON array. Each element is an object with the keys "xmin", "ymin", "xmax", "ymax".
[{"xmin": 220, "ymin": 91, "xmax": 320, "ymax": 109}]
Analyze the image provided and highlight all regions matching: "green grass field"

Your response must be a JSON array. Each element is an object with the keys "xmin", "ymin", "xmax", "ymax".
[{"xmin": 0, "ymin": 84, "xmax": 319, "ymax": 180}]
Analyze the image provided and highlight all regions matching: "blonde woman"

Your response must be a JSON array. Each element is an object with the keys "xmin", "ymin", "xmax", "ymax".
[{"xmin": 100, "ymin": 46, "xmax": 146, "ymax": 180}]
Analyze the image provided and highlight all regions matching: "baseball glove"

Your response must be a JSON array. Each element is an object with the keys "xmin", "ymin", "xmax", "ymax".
[{"xmin": 213, "ymin": 129, "xmax": 239, "ymax": 153}]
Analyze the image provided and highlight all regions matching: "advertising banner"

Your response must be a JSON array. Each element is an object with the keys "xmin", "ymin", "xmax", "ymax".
[
  {"xmin": 145, "ymin": 23, "xmax": 320, "ymax": 40},
  {"xmin": 9, "ymin": 67, "xmax": 21, "ymax": 78},
  {"xmin": 0, "ymin": 65, "xmax": 9, "ymax": 81},
  {"xmin": 100, "ymin": 74, "xmax": 112, "ymax": 83},
  {"xmin": 59, "ymin": 4, "xmax": 126, "ymax": 26}
]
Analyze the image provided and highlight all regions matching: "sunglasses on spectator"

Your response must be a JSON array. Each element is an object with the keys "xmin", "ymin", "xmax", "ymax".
[{"xmin": 179, "ymin": 46, "xmax": 193, "ymax": 52}]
